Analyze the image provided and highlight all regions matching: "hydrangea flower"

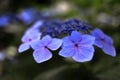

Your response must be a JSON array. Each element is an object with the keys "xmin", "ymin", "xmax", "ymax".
[
  {"xmin": 31, "ymin": 35, "xmax": 62, "ymax": 63},
  {"xmin": 18, "ymin": 30, "xmax": 41, "ymax": 53},
  {"xmin": 0, "ymin": 15, "xmax": 9, "ymax": 27},
  {"xmin": 59, "ymin": 31, "xmax": 95, "ymax": 62},
  {"xmin": 91, "ymin": 28, "xmax": 116, "ymax": 56}
]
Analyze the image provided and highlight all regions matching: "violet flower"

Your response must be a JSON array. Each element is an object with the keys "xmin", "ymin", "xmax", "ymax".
[
  {"xmin": 91, "ymin": 28, "xmax": 116, "ymax": 56},
  {"xmin": 31, "ymin": 35, "xmax": 62, "ymax": 63},
  {"xmin": 18, "ymin": 30, "xmax": 41, "ymax": 53},
  {"xmin": 59, "ymin": 31, "xmax": 95, "ymax": 62}
]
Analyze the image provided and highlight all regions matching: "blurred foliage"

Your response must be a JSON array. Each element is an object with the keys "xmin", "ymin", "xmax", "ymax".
[{"xmin": 0, "ymin": 0, "xmax": 120, "ymax": 80}]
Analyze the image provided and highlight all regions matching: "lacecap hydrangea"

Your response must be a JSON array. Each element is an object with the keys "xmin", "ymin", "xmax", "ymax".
[{"xmin": 18, "ymin": 18, "xmax": 116, "ymax": 63}]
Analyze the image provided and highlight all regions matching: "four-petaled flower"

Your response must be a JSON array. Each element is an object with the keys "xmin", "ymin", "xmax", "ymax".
[
  {"xmin": 59, "ymin": 31, "xmax": 95, "ymax": 62},
  {"xmin": 91, "ymin": 28, "xmax": 116, "ymax": 56},
  {"xmin": 18, "ymin": 30, "xmax": 41, "ymax": 53},
  {"xmin": 31, "ymin": 35, "xmax": 62, "ymax": 63}
]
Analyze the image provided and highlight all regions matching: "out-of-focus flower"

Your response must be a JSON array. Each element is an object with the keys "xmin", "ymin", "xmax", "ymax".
[
  {"xmin": 5, "ymin": 46, "xmax": 17, "ymax": 59},
  {"xmin": 0, "ymin": 52, "xmax": 5, "ymax": 61},
  {"xmin": 54, "ymin": 1, "xmax": 71, "ymax": 14},
  {"xmin": 91, "ymin": 28, "xmax": 116, "ymax": 56},
  {"xmin": 97, "ymin": 13, "xmax": 118, "ymax": 26},
  {"xmin": 0, "ymin": 15, "xmax": 9, "ymax": 27},
  {"xmin": 31, "ymin": 35, "xmax": 62, "ymax": 63},
  {"xmin": 18, "ymin": 8, "xmax": 39, "ymax": 24},
  {"xmin": 59, "ymin": 31, "xmax": 95, "ymax": 62}
]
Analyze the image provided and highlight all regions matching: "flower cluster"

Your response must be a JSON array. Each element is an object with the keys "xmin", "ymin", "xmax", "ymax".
[{"xmin": 18, "ymin": 16, "xmax": 116, "ymax": 63}]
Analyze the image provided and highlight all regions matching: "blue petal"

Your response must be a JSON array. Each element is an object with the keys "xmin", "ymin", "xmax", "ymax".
[
  {"xmin": 30, "ymin": 40, "xmax": 43, "ymax": 50},
  {"xmin": 47, "ymin": 38, "xmax": 62, "ymax": 50},
  {"xmin": 41, "ymin": 35, "xmax": 52, "ymax": 46},
  {"xmin": 33, "ymin": 48, "xmax": 52, "ymax": 63},
  {"xmin": 102, "ymin": 43, "xmax": 116, "ymax": 57},
  {"xmin": 80, "ymin": 35, "xmax": 95, "ymax": 46},
  {"xmin": 18, "ymin": 43, "xmax": 30, "ymax": 53},
  {"xmin": 62, "ymin": 37, "xmax": 74, "ymax": 47},
  {"xmin": 91, "ymin": 28, "xmax": 105, "ymax": 39},
  {"xmin": 70, "ymin": 31, "xmax": 82, "ymax": 42},
  {"xmin": 72, "ymin": 46, "xmax": 94, "ymax": 62},
  {"xmin": 104, "ymin": 34, "xmax": 113, "ymax": 44},
  {"xmin": 25, "ymin": 26, "xmax": 40, "ymax": 34},
  {"xmin": 31, "ymin": 20, "xmax": 43, "ymax": 29},
  {"xmin": 21, "ymin": 31, "xmax": 41, "ymax": 43},
  {"xmin": 94, "ymin": 39, "xmax": 103, "ymax": 48},
  {"xmin": 59, "ymin": 46, "xmax": 75, "ymax": 57}
]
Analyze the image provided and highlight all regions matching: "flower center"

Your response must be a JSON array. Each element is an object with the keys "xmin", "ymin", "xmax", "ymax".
[
  {"xmin": 28, "ymin": 38, "xmax": 32, "ymax": 42},
  {"xmin": 75, "ymin": 43, "xmax": 78, "ymax": 47},
  {"xmin": 100, "ymin": 38, "xmax": 105, "ymax": 43}
]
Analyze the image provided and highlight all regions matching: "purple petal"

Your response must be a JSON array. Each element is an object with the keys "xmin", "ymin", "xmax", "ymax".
[
  {"xmin": 31, "ymin": 20, "xmax": 43, "ymax": 29},
  {"xmin": 102, "ymin": 43, "xmax": 116, "ymax": 57},
  {"xmin": 33, "ymin": 48, "xmax": 52, "ymax": 63},
  {"xmin": 25, "ymin": 27, "xmax": 40, "ymax": 34},
  {"xmin": 47, "ymin": 38, "xmax": 62, "ymax": 50},
  {"xmin": 59, "ymin": 46, "xmax": 75, "ymax": 57},
  {"xmin": 62, "ymin": 37, "xmax": 74, "ymax": 47},
  {"xmin": 30, "ymin": 40, "xmax": 43, "ymax": 50},
  {"xmin": 104, "ymin": 34, "xmax": 113, "ymax": 44},
  {"xmin": 72, "ymin": 46, "xmax": 94, "ymax": 62},
  {"xmin": 18, "ymin": 43, "xmax": 30, "ymax": 53},
  {"xmin": 41, "ymin": 35, "xmax": 52, "ymax": 46},
  {"xmin": 21, "ymin": 31, "xmax": 41, "ymax": 43},
  {"xmin": 91, "ymin": 28, "xmax": 104, "ymax": 39},
  {"xmin": 80, "ymin": 35, "xmax": 95, "ymax": 46},
  {"xmin": 94, "ymin": 39, "xmax": 103, "ymax": 48},
  {"xmin": 70, "ymin": 31, "xmax": 82, "ymax": 42}
]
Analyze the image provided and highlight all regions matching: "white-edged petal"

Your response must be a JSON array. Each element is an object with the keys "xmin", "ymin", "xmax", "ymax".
[
  {"xmin": 59, "ymin": 46, "xmax": 75, "ymax": 57},
  {"xmin": 30, "ymin": 40, "xmax": 43, "ymax": 50},
  {"xmin": 33, "ymin": 48, "xmax": 52, "ymax": 63},
  {"xmin": 47, "ymin": 38, "xmax": 62, "ymax": 50},
  {"xmin": 18, "ymin": 43, "xmax": 30, "ymax": 53},
  {"xmin": 41, "ymin": 35, "xmax": 52, "ymax": 46},
  {"xmin": 73, "ymin": 46, "xmax": 94, "ymax": 62}
]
